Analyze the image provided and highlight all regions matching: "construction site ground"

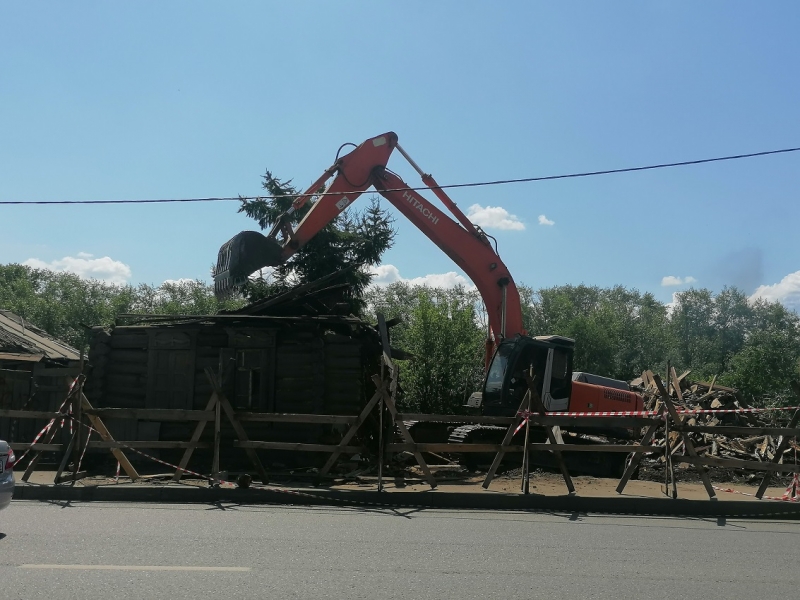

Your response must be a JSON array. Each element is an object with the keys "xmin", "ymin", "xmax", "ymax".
[{"xmin": 14, "ymin": 465, "xmax": 797, "ymax": 504}]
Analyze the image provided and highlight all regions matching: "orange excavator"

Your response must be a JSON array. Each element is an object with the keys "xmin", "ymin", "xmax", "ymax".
[{"xmin": 214, "ymin": 132, "xmax": 642, "ymax": 473}]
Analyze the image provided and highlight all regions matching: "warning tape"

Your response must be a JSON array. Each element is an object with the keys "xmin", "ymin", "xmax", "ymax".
[
  {"xmin": 713, "ymin": 474, "xmax": 800, "ymax": 503},
  {"xmin": 14, "ymin": 388, "xmax": 79, "ymax": 467},
  {"xmin": 13, "ymin": 419, "xmax": 56, "ymax": 466},
  {"xmin": 541, "ymin": 406, "xmax": 800, "ymax": 418},
  {"xmin": 513, "ymin": 410, "xmax": 532, "ymax": 435},
  {"xmin": 63, "ymin": 414, "xmax": 329, "ymax": 503}
]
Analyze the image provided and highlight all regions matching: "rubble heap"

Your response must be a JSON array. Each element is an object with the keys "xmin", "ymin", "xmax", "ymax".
[{"xmin": 630, "ymin": 370, "xmax": 799, "ymax": 480}]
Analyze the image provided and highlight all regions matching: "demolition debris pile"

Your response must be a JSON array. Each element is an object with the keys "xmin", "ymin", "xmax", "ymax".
[{"xmin": 630, "ymin": 370, "xmax": 798, "ymax": 481}]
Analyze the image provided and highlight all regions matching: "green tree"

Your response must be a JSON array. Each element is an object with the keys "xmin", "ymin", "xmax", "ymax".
[
  {"xmin": 524, "ymin": 284, "xmax": 672, "ymax": 380},
  {"xmin": 238, "ymin": 171, "xmax": 395, "ymax": 315},
  {"xmin": 366, "ymin": 282, "xmax": 485, "ymax": 413},
  {"xmin": 0, "ymin": 264, "xmax": 243, "ymax": 351}
]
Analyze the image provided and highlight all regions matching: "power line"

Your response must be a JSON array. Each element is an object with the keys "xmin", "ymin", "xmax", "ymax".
[{"xmin": 2, "ymin": 145, "xmax": 798, "ymax": 206}]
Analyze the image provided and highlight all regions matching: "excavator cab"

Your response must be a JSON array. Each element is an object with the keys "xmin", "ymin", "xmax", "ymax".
[{"xmin": 478, "ymin": 335, "xmax": 575, "ymax": 416}]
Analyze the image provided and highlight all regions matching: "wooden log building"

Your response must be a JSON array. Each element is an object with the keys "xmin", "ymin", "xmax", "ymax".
[
  {"xmin": 82, "ymin": 278, "xmax": 385, "ymax": 465},
  {"xmin": 0, "ymin": 309, "xmax": 82, "ymax": 444}
]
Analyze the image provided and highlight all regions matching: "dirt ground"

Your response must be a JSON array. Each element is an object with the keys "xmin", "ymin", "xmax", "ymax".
[{"xmin": 20, "ymin": 464, "xmax": 799, "ymax": 504}]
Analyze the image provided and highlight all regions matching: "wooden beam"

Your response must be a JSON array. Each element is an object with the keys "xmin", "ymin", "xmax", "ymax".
[
  {"xmin": 236, "ymin": 412, "xmax": 357, "ymax": 425},
  {"xmin": 318, "ymin": 389, "xmax": 382, "ymax": 477},
  {"xmin": 674, "ymin": 424, "xmax": 800, "ymax": 436},
  {"xmin": 0, "ymin": 409, "xmax": 64, "ymax": 419},
  {"xmin": 204, "ymin": 367, "xmax": 270, "ymax": 485},
  {"xmin": 526, "ymin": 372, "xmax": 575, "ymax": 494},
  {"xmin": 83, "ymin": 408, "xmax": 216, "ymax": 421},
  {"xmin": 653, "ymin": 375, "xmax": 716, "ymax": 499},
  {"xmin": 676, "ymin": 455, "xmax": 800, "ymax": 474},
  {"xmin": 389, "ymin": 443, "xmax": 660, "ymax": 453},
  {"xmin": 10, "ymin": 443, "xmax": 63, "ymax": 452},
  {"xmin": 756, "ymin": 385, "xmax": 800, "ymax": 499},
  {"xmin": 80, "ymin": 393, "xmax": 140, "ymax": 481},
  {"xmin": 235, "ymin": 441, "xmax": 362, "ymax": 453},
  {"xmin": 172, "ymin": 392, "xmax": 217, "ymax": 483},
  {"xmin": 89, "ymin": 441, "xmax": 211, "ymax": 449},
  {"xmin": 374, "ymin": 368, "xmax": 438, "ymax": 489},
  {"xmin": 616, "ymin": 407, "xmax": 665, "ymax": 494},
  {"xmin": 482, "ymin": 394, "xmax": 532, "ymax": 489}
]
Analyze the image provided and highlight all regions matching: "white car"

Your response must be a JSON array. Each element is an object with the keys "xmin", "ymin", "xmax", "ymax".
[{"xmin": 0, "ymin": 441, "xmax": 14, "ymax": 511}]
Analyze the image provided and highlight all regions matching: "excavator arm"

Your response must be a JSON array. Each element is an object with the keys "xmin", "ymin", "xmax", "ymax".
[{"xmin": 214, "ymin": 131, "xmax": 524, "ymax": 348}]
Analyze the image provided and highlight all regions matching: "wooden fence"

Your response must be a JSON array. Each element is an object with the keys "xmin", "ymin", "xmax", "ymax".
[{"xmin": 3, "ymin": 316, "xmax": 798, "ymax": 500}]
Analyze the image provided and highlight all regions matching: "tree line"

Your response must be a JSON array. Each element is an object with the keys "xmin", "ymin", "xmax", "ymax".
[
  {"xmin": 2, "ymin": 263, "xmax": 798, "ymax": 411},
  {"xmin": 367, "ymin": 282, "xmax": 800, "ymax": 412}
]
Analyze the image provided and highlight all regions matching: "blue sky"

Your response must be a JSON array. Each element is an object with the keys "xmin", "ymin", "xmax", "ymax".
[{"xmin": 1, "ymin": 2, "xmax": 798, "ymax": 310}]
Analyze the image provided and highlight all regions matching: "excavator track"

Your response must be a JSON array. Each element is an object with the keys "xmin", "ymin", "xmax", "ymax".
[{"xmin": 447, "ymin": 423, "xmax": 628, "ymax": 477}]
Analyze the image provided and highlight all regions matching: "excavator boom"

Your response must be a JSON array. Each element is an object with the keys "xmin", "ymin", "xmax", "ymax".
[{"xmin": 214, "ymin": 131, "xmax": 524, "ymax": 346}]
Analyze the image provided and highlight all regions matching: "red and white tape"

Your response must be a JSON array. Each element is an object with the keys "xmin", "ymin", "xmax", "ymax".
[
  {"xmin": 14, "ymin": 389, "xmax": 79, "ymax": 467},
  {"xmin": 540, "ymin": 406, "xmax": 800, "ymax": 418},
  {"xmin": 713, "ymin": 474, "xmax": 800, "ymax": 503},
  {"xmin": 64, "ymin": 415, "xmax": 328, "ymax": 502}
]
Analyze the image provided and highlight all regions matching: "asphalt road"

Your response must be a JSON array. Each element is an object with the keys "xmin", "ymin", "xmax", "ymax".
[{"xmin": 1, "ymin": 500, "xmax": 798, "ymax": 599}]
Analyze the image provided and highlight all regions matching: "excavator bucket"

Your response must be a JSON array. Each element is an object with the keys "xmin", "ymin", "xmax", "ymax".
[{"xmin": 213, "ymin": 231, "xmax": 285, "ymax": 298}]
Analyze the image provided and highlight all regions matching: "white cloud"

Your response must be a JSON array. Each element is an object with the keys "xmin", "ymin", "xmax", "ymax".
[
  {"xmin": 161, "ymin": 278, "xmax": 197, "ymax": 286},
  {"xmin": 750, "ymin": 270, "xmax": 800, "ymax": 312},
  {"xmin": 24, "ymin": 253, "xmax": 132, "ymax": 284},
  {"xmin": 538, "ymin": 214, "xmax": 555, "ymax": 226},
  {"xmin": 661, "ymin": 275, "xmax": 697, "ymax": 287},
  {"xmin": 466, "ymin": 204, "xmax": 525, "ymax": 231},
  {"xmin": 369, "ymin": 264, "xmax": 474, "ymax": 289}
]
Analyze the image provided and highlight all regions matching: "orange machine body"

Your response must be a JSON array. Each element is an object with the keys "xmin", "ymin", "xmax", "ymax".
[{"xmin": 568, "ymin": 381, "xmax": 644, "ymax": 413}]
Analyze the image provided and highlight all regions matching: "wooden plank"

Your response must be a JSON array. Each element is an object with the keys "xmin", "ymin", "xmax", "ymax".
[
  {"xmin": 212, "ymin": 392, "xmax": 221, "ymax": 483},
  {"xmin": 617, "ymin": 401, "xmax": 664, "ymax": 494},
  {"xmin": 80, "ymin": 393, "xmax": 140, "ymax": 481},
  {"xmin": 235, "ymin": 441, "xmax": 362, "ymax": 453},
  {"xmin": 0, "ymin": 369, "xmax": 34, "ymax": 380},
  {"xmin": 31, "ymin": 366, "xmax": 82, "ymax": 377},
  {"xmin": 375, "ymin": 313, "xmax": 394, "ymax": 368},
  {"xmin": 172, "ymin": 392, "xmax": 217, "ymax": 483},
  {"xmin": 482, "ymin": 394, "xmax": 532, "ymax": 489},
  {"xmin": 375, "ymin": 368, "xmax": 438, "ymax": 489},
  {"xmin": 72, "ymin": 364, "xmax": 84, "ymax": 483},
  {"xmin": 10, "ymin": 443, "xmax": 63, "ymax": 452},
  {"xmin": 398, "ymin": 413, "xmax": 515, "ymax": 425},
  {"xmin": 670, "ymin": 367, "xmax": 685, "ymax": 403},
  {"xmin": 88, "ymin": 441, "xmax": 211, "ymax": 449},
  {"xmin": 236, "ymin": 412, "xmax": 356, "ymax": 425},
  {"xmin": 318, "ymin": 389, "xmax": 382, "ymax": 476},
  {"xmin": 676, "ymin": 455, "xmax": 800, "ymax": 474},
  {"xmin": 398, "ymin": 413, "xmax": 661, "ymax": 428},
  {"xmin": 0, "ymin": 409, "xmax": 64, "ymax": 419},
  {"xmin": 206, "ymin": 367, "xmax": 270, "ymax": 485},
  {"xmin": 653, "ymin": 375, "xmax": 716, "ymax": 499},
  {"xmin": 526, "ymin": 372, "xmax": 575, "ymax": 494},
  {"xmin": 756, "ymin": 388, "xmax": 800, "ymax": 499},
  {"xmin": 675, "ymin": 425, "xmax": 800, "ymax": 436},
  {"xmin": 83, "ymin": 408, "xmax": 216, "ymax": 421},
  {"xmin": 21, "ymin": 417, "xmax": 63, "ymax": 481},
  {"xmin": 389, "ymin": 443, "xmax": 660, "ymax": 453}
]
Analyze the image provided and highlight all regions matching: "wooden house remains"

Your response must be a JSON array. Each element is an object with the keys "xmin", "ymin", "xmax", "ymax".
[
  {"xmin": 0, "ymin": 309, "xmax": 82, "ymax": 444},
  {"xmin": 83, "ymin": 280, "xmax": 385, "ymax": 465}
]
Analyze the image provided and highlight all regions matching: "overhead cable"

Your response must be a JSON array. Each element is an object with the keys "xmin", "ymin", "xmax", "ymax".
[{"xmin": 2, "ymin": 145, "xmax": 798, "ymax": 206}]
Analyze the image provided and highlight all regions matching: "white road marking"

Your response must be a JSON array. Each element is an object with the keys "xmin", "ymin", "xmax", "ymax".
[{"xmin": 19, "ymin": 564, "xmax": 250, "ymax": 572}]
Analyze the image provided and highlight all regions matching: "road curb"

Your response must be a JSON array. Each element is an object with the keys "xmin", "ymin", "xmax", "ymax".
[{"xmin": 13, "ymin": 484, "xmax": 800, "ymax": 518}]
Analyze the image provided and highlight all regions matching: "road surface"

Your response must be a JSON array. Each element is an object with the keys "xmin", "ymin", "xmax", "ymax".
[{"xmin": 1, "ymin": 500, "xmax": 797, "ymax": 599}]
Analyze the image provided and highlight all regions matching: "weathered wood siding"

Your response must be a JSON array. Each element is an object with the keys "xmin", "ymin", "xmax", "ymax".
[{"xmin": 84, "ymin": 319, "xmax": 376, "ymax": 451}]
